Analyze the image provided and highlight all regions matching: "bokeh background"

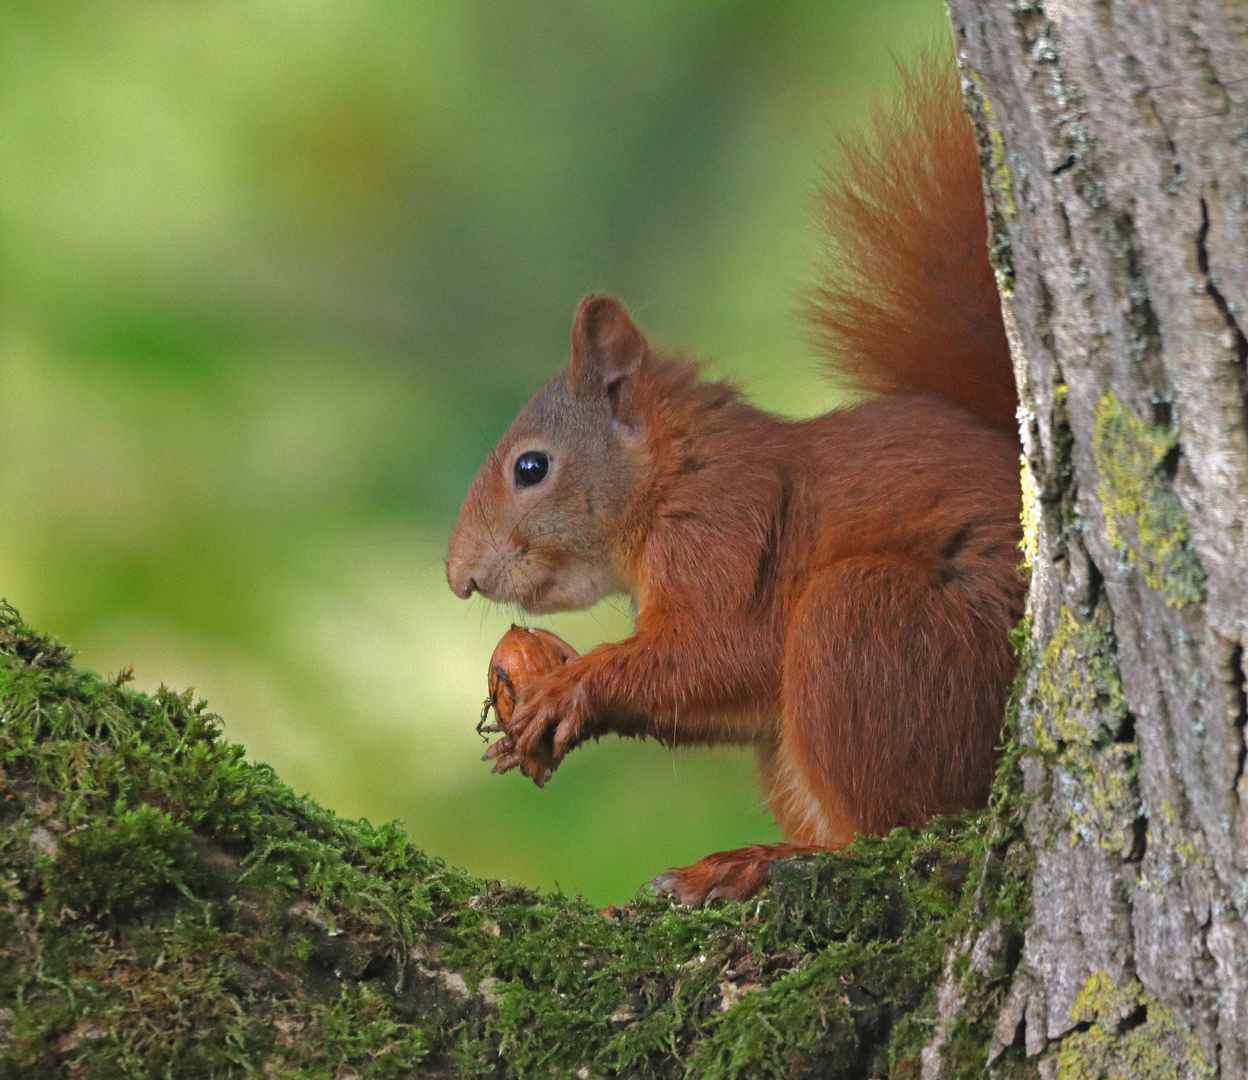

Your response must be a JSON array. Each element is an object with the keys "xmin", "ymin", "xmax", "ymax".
[{"xmin": 1, "ymin": 0, "xmax": 948, "ymax": 904}]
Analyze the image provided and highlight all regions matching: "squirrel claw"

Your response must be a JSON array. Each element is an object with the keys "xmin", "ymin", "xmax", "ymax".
[
  {"xmin": 482, "ymin": 737, "xmax": 514, "ymax": 762},
  {"xmin": 488, "ymin": 746, "xmax": 523, "ymax": 773},
  {"xmin": 649, "ymin": 871, "xmax": 677, "ymax": 892},
  {"xmin": 552, "ymin": 718, "xmax": 583, "ymax": 758},
  {"xmin": 649, "ymin": 872, "xmax": 694, "ymax": 909},
  {"xmin": 517, "ymin": 760, "xmax": 554, "ymax": 788}
]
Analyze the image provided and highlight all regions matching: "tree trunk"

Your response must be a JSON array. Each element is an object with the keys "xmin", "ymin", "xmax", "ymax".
[{"xmin": 941, "ymin": 2, "xmax": 1248, "ymax": 1077}]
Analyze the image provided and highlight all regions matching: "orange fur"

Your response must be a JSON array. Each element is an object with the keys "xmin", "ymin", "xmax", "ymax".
[
  {"xmin": 809, "ymin": 53, "xmax": 1015, "ymax": 434},
  {"xmin": 447, "ymin": 55, "xmax": 1024, "ymax": 906}
]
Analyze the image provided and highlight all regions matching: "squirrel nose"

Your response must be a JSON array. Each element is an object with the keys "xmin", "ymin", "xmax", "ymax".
[{"xmin": 446, "ymin": 558, "xmax": 479, "ymax": 600}]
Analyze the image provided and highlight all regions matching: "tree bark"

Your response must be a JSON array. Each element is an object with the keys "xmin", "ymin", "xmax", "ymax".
[{"xmin": 942, "ymin": 2, "xmax": 1248, "ymax": 1077}]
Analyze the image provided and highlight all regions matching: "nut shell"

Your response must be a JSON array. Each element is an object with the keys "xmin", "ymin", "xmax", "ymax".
[{"xmin": 481, "ymin": 625, "xmax": 578, "ymax": 733}]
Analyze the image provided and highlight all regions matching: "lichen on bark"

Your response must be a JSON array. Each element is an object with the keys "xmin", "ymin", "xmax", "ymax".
[
  {"xmin": 1027, "ymin": 608, "xmax": 1140, "ymax": 858},
  {"xmin": 959, "ymin": 72, "xmax": 1017, "ymax": 298},
  {"xmin": 1056, "ymin": 973, "xmax": 1212, "ymax": 1080},
  {"xmin": 1090, "ymin": 394, "xmax": 1205, "ymax": 608}
]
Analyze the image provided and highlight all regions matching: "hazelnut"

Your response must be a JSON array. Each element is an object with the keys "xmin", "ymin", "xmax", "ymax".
[{"xmin": 479, "ymin": 625, "xmax": 578, "ymax": 735}]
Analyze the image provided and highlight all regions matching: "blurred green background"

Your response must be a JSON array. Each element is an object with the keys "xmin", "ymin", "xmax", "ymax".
[{"xmin": 0, "ymin": 0, "xmax": 948, "ymax": 904}]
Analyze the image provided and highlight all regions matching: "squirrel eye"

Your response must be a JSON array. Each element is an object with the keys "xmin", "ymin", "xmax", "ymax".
[{"xmin": 514, "ymin": 450, "xmax": 550, "ymax": 489}]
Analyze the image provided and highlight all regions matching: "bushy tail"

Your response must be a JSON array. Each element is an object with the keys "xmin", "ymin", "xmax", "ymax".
[{"xmin": 808, "ymin": 52, "xmax": 1016, "ymax": 435}]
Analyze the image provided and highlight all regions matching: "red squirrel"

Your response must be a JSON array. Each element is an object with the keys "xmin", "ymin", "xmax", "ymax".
[{"xmin": 446, "ymin": 55, "xmax": 1024, "ymax": 906}]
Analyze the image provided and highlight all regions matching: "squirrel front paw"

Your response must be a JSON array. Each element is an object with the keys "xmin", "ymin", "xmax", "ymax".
[{"xmin": 483, "ymin": 668, "xmax": 592, "ymax": 787}]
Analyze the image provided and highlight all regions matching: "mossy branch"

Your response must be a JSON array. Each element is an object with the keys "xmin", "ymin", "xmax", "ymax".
[{"xmin": 0, "ymin": 602, "xmax": 1038, "ymax": 1079}]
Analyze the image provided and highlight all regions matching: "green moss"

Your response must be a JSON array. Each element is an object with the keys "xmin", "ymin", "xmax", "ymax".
[
  {"xmin": 44, "ymin": 803, "xmax": 199, "ymax": 918},
  {"xmin": 1057, "ymin": 973, "xmax": 1211, "ymax": 1080},
  {"xmin": 694, "ymin": 818, "xmax": 998, "ymax": 1080},
  {"xmin": 687, "ymin": 943, "xmax": 862, "ymax": 1080},
  {"xmin": 0, "ymin": 601, "xmax": 1036, "ymax": 1077},
  {"xmin": 1092, "ymin": 394, "xmax": 1205, "ymax": 608}
]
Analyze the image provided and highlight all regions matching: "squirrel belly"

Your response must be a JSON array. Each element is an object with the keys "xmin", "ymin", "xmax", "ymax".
[{"xmin": 446, "ymin": 53, "xmax": 1024, "ymax": 906}]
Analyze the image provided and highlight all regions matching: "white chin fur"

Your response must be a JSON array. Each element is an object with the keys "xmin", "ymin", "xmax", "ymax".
[
  {"xmin": 473, "ymin": 554, "xmax": 620, "ymax": 613},
  {"xmin": 518, "ymin": 565, "xmax": 619, "ymax": 615}
]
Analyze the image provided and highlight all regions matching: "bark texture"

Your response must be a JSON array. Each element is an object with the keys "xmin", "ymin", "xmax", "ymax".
[{"xmin": 941, "ymin": 2, "xmax": 1248, "ymax": 1077}]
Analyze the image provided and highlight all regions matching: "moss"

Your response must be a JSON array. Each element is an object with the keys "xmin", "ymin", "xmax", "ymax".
[
  {"xmin": 44, "ymin": 804, "xmax": 201, "ymax": 919},
  {"xmin": 0, "ymin": 601, "xmax": 1036, "ymax": 1077},
  {"xmin": 1091, "ymin": 394, "xmax": 1205, "ymax": 608},
  {"xmin": 687, "ymin": 942, "xmax": 863, "ymax": 1080},
  {"xmin": 1057, "ymin": 973, "xmax": 1212, "ymax": 1080}
]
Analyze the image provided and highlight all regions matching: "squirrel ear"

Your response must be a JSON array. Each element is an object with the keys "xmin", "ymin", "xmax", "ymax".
[{"xmin": 569, "ymin": 294, "xmax": 646, "ymax": 429}]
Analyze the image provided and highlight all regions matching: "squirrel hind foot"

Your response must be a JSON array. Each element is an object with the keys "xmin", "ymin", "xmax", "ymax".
[{"xmin": 651, "ymin": 843, "xmax": 825, "ymax": 907}]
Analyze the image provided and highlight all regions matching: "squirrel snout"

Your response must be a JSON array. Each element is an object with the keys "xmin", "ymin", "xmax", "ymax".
[
  {"xmin": 446, "ymin": 519, "xmax": 484, "ymax": 599},
  {"xmin": 446, "ymin": 560, "xmax": 479, "ymax": 600}
]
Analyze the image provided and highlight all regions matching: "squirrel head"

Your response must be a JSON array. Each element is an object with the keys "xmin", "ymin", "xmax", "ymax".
[{"xmin": 447, "ymin": 294, "xmax": 649, "ymax": 614}]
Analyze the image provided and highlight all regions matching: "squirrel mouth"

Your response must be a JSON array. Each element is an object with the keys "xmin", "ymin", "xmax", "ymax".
[{"xmin": 519, "ymin": 579, "xmax": 557, "ymax": 614}]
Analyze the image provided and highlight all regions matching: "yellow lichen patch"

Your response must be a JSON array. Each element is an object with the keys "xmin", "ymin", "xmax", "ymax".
[
  {"xmin": 1091, "ymin": 394, "xmax": 1205, "ymax": 608},
  {"xmin": 1069, "ymin": 970, "xmax": 1145, "ymax": 1027},
  {"xmin": 1020, "ymin": 458, "xmax": 1040, "ymax": 570},
  {"xmin": 1059, "ymin": 972, "xmax": 1212, "ymax": 1080},
  {"xmin": 1028, "ymin": 610, "xmax": 1139, "ymax": 853},
  {"xmin": 1033, "ymin": 608, "xmax": 1127, "ymax": 748},
  {"xmin": 1053, "ymin": 743, "xmax": 1140, "ymax": 855},
  {"xmin": 973, "ymin": 75, "xmax": 1017, "ymax": 226},
  {"xmin": 1151, "ymin": 799, "xmax": 1202, "ymax": 867}
]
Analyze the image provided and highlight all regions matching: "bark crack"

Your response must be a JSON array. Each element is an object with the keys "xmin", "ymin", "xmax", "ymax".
[
  {"xmin": 1196, "ymin": 198, "xmax": 1248, "ymax": 421},
  {"xmin": 1231, "ymin": 642, "xmax": 1247, "ymax": 795}
]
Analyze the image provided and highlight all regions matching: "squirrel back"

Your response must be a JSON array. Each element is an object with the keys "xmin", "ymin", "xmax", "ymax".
[{"xmin": 808, "ymin": 53, "xmax": 1015, "ymax": 434}]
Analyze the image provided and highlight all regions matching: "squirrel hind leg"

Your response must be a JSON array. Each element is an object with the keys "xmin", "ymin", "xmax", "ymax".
[
  {"xmin": 781, "ymin": 555, "xmax": 1013, "ymax": 835},
  {"xmin": 756, "ymin": 737, "xmax": 859, "ymax": 848},
  {"xmin": 650, "ymin": 743, "xmax": 853, "ymax": 907},
  {"xmin": 652, "ymin": 843, "xmax": 826, "ymax": 908}
]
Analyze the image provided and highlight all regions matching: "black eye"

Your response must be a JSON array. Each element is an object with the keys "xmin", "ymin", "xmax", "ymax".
[{"xmin": 514, "ymin": 450, "xmax": 550, "ymax": 488}]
